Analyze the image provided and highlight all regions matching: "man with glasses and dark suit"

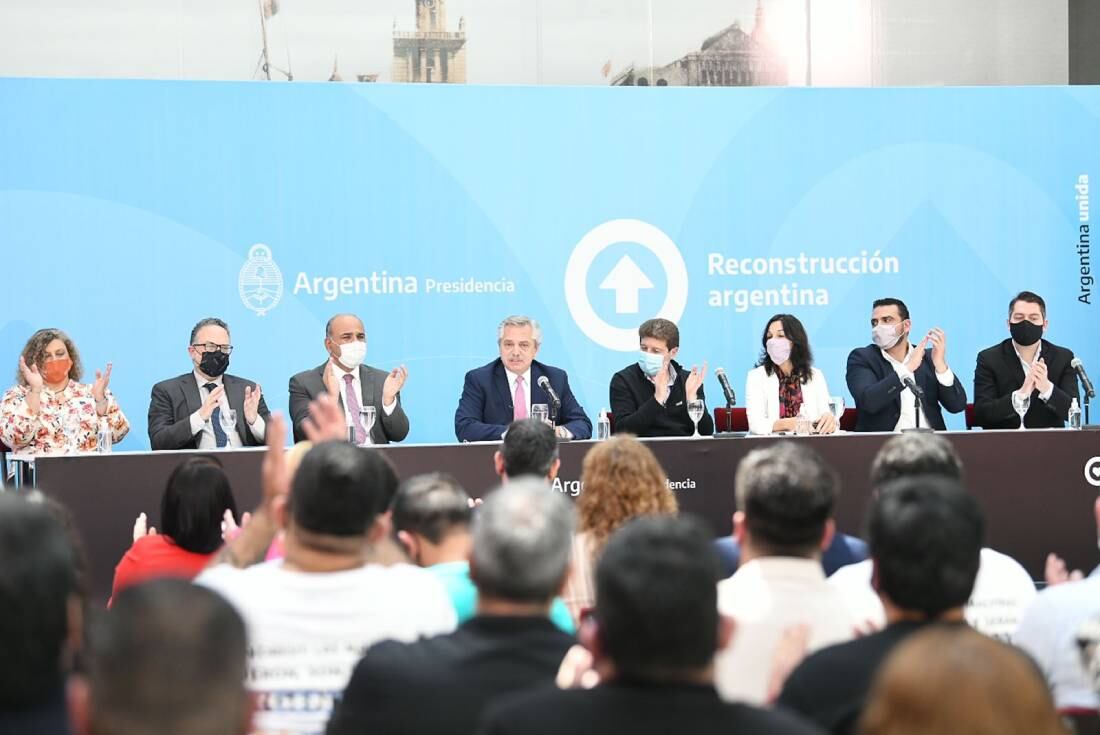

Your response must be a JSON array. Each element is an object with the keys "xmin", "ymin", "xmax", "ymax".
[{"xmin": 148, "ymin": 317, "xmax": 270, "ymax": 450}]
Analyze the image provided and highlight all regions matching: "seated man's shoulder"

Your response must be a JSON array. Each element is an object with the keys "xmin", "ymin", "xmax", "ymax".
[{"xmin": 725, "ymin": 701, "xmax": 828, "ymax": 734}]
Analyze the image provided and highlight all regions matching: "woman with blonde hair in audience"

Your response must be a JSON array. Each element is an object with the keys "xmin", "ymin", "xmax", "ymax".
[
  {"xmin": 562, "ymin": 435, "xmax": 676, "ymax": 622},
  {"xmin": 860, "ymin": 625, "xmax": 1067, "ymax": 735}
]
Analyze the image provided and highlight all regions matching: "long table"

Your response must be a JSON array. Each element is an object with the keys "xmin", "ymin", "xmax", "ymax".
[{"xmin": 25, "ymin": 429, "xmax": 1100, "ymax": 606}]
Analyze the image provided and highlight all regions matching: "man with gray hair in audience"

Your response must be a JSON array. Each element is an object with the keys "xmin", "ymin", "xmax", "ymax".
[
  {"xmin": 455, "ymin": 315, "xmax": 592, "ymax": 442},
  {"xmin": 327, "ymin": 479, "xmax": 577, "ymax": 735}
]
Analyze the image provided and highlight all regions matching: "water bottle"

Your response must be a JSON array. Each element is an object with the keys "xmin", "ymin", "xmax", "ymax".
[
  {"xmin": 1068, "ymin": 398, "xmax": 1082, "ymax": 430},
  {"xmin": 97, "ymin": 417, "xmax": 113, "ymax": 454},
  {"xmin": 597, "ymin": 409, "xmax": 611, "ymax": 440}
]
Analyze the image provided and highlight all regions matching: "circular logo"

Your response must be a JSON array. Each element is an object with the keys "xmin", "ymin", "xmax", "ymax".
[
  {"xmin": 239, "ymin": 244, "xmax": 284, "ymax": 317},
  {"xmin": 564, "ymin": 219, "xmax": 688, "ymax": 351},
  {"xmin": 1086, "ymin": 457, "xmax": 1100, "ymax": 488}
]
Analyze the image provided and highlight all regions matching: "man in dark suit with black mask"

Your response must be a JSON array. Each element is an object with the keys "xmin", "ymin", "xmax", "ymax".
[
  {"xmin": 148, "ymin": 317, "xmax": 270, "ymax": 450},
  {"xmin": 973, "ymin": 291, "xmax": 1079, "ymax": 429}
]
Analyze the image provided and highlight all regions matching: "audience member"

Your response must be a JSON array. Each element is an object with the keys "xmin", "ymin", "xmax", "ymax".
[
  {"xmin": 391, "ymin": 471, "xmax": 574, "ymax": 632},
  {"xmin": 493, "ymin": 418, "xmax": 561, "ymax": 483},
  {"xmin": 480, "ymin": 516, "xmax": 824, "ymax": 735},
  {"xmin": 859, "ymin": 625, "xmax": 1066, "ymax": 735},
  {"xmin": 194, "ymin": 407, "xmax": 456, "ymax": 735},
  {"xmin": 715, "ymin": 442, "xmax": 855, "ymax": 704},
  {"xmin": 828, "ymin": 433, "xmax": 1035, "ymax": 641},
  {"xmin": 1015, "ymin": 494, "xmax": 1100, "ymax": 711},
  {"xmin": 70, "ymin": 579, "xmax": 253, "ymax": 735},
  {"xmin": 778, "ymin": 475, "xmax": 984, "ymax": 735},
  {"xmin": 0, "ymin": 494, "xmax": 81, "ymax": 735},
  {"xmin": 561, "ymin": 435, "xmax": 676, "ymax": 622},
  {"xmin": 327, "ymin": 479, "xmax": 577, "ymax": 735},
  {"xmin": 110, "ymin": 457, "xmax": 238, "ymax": 602}
]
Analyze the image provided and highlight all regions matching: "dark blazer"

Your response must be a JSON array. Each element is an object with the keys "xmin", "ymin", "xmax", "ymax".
[
  {"xmin": 481, "ymin": 679, "xmax": 825, "ymax": 735},
  {"xmin": 147, "ymin": 372, "xmax": 271, "ymax": 450},
  {"xmin": 454, "ymin": 359, "xmax": 592, "ymax": 442},
  {"xmin": 287, "ymin": 362, "xmax": 409, "ymax": 443},
  {"xmin": 609, "ymin": 362, "xmax": 714, "ymax": 437},
  {"xmin": 973, "ymin": 338, "xmax": 1078, "ymax": 429},
  {"xmin": 845, "ymin": 344, "xmax": 967, "ymax": 432},
  {"xmin": 326, "ymin": 615, "xmax": 574, "ymax": 735}
]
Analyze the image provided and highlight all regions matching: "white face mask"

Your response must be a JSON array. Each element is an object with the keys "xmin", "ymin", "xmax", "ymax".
[
  {"xmin": 872, "ymin": 324, "xmax": 902, "ymax": 350},
  {"xmin": 338, "ymin": 341, "xmax": 367, "ymax": 369}
]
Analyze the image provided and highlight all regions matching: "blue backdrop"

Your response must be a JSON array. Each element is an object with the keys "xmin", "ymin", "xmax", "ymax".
[{"xmin": 0, "ymin": 79, "xmax": 1096, "ymax": 447}]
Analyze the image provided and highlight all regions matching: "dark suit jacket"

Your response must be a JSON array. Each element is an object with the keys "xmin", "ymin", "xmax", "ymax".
[
  {"xmin": 481, "ymin": 679, "xmax": 825, "ymax": 735},
  {"xmin": 287, "ymin": 362, "xmax": 410, "ymax": 443},
  {"xmin": 326, "ymin": 615, "xmax": 574, "ymax": 735},
  {"xmin": 845, "ymin": 344, "xmax": 967, "ymax": 432},
  {"xmin": 609, "ymin": 362, "xmax": 714, "ymax": 437},
  {"xmin": 454, "ymin": 359, "xmax": 592, "ymax": 442},
  {"xmin": 147, "ymin": 372, "xmax": 271, "ymax": 450},
  {"xmin": 973, "ymin": 338, "xmax": 1078, "ymax": 429}
]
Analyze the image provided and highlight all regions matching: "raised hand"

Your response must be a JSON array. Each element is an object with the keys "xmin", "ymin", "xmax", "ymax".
[
  {"xmin": 243, "ymin": 384, "xmax": 263, "ymax": 424},
  {"xmin": 904, "ymin": 334, "xmax": 929, "ymax": 375},
  {"xmin": 685, "ymin": 362, "xmax": 708, "ymax": 402},
  {"xmin": 92, "ymin": 362, "xmax": 113, "ymax": 404},
  {"xmin": 199, "ymin": 385, "xmax": 226, "ymax": 420},
  {"xmin": 323, "ymin": 364, "xmax": 340, "ymax": 398},
  {"xmin": 1032, "ymin": 358, "xmax": 1052, "ymax": 395},
  {"xmin": 302, "ymin": 393, "xmax": 350, "ymax": 443},
  {"xmin": 927, "ymin": 328, "xmax": 948, "ymax": 372},
  {"xmin": 382, "ymin": 365, "xmax": 408, "ymax": 405},
  {"xmin": 19, "ymin": 356, "xmax": 43, "ymax": 391},
  {"xmin": 653, "ymin": 359, "xmax": 672, "ymax": 405},
  {"xmin": 1044, "ymin": 552, "xmax": 1084, "ymax": 586},
  {"xmin": 132, "ymin": 512, "xmax": 157, "ymax": 542}
]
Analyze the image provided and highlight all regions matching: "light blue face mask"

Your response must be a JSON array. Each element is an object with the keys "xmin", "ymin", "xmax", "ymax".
[{"xmin": 637, "ymin": 351, "xmax": 665, "ymax": 377}]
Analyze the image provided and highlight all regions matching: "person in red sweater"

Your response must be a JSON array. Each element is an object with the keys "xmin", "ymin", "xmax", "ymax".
[{"xmin": 110, "ymin": 457, "xmax": 238, "ymax": 603}]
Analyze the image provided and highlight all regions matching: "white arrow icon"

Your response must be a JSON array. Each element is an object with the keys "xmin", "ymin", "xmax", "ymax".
[{"xmin": 599, "ymin": 255, "xmax": 654, "ymax": 314}]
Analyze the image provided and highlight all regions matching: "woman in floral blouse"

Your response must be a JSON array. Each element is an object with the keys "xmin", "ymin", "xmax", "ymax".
[{"xmin": 0, "ymin": 328, "xmax": 129, "ymax": 454}]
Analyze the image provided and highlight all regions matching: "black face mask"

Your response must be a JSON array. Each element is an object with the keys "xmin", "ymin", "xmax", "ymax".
[
  {"xmin": 198, "ymin": 350, "xmax": 230, "ymax": 378},
  {"xmin": 1009, "ymin": 320, "xmax": 1043, "ymax": 347}
]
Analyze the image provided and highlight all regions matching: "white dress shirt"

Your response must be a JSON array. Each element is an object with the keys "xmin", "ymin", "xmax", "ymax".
[
  {"xmin": 715, "ymin": 557, "xmax": 855, "ymax": 705},
  {"xmin": 880, "ymin": 344, "xmax": 955, "ymax": 431},
  {"xmin": 1013, "ymin": 341, "xmax": 1055, "ymax": 402},
  {"xmin": 328, "ymin": 362, "xmax": 396, "ymax": 431},
  {"xmin": 188, "ymin": 372, "xmax": 265, "ymax": 448}
]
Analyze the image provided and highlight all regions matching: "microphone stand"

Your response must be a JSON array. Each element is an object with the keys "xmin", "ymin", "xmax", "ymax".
[
  {"xmin": 902, "ymin": 381, "xmax": 933, "ymax": 433},
  {"xmin": 726, "ymin": 399, "xmax": 734, "ymax": 433},
  {"xmin": 549, "ymin": 397, "xmax": 561, "ymax": 427}
]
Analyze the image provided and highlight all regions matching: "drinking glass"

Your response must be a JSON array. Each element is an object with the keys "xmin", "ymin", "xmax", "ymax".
[
  {"xmin": 828, "ymin": 396, "xmax": 845, "ymax": 421},
  {"xmin": 359, "ymin": 406, "xmax": 377, "ymax": 446},
  {"xmin": 531, "ymin": 403, "xmax": 550, "ymax": 426},
  {"xmin": 687, "ymin": 400, "xmax": 704, "ymax": 438},
  {"xmin": 1011, "ymin": 391, "xmax": 1030, "ymax": 430}
]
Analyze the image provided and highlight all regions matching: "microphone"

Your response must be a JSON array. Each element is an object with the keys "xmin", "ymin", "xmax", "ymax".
[
  {"xmin": 536, "ymin": 376, "xmax": 561, "ymax": 405},
  {"xmin": 1072, "ymin": 358, "xmax": 1097, "ymax": 399},
  {"xmin": 714, "ymin": 368, "xmax": 737, "ymax": 406},
  {"xmin": 902, "ymin": 375, "xmax": 925, "ymax": 398}
]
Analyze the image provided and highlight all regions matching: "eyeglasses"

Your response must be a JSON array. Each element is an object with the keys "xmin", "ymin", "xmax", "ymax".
[{"xmin": 192, "ymin": 342, "xmax": 233, "ymax": 354}]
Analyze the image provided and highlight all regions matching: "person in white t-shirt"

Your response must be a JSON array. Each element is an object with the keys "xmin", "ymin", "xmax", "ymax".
[
  {"xmin": 196, "ymin": 403, "xmax": 456, "ymax": 735},
  {"xmin": 715, "ymin": 441, "xmax": 855, "ymax": 705},
  {"xmin": 829, "ymin": 432, "xmax": 1036, "ymax": 641}
]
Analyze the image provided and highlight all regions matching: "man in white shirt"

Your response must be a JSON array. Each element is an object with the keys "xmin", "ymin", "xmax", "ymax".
[
  {"xmin": 845, "ymin": 298, "xmax": 967, "ymax": 432},
  {"xmin": 196, "ymin": 406, "xmax": 456, "ymax": 735},
  {"xmin": 715, "ymin": 441, "xmax": 855, "ymax": 705},
  {"xmin": 288, "ymin": 313, "xmax": 410, "ymax": 444},
  {"xmin": 148, "ymin": 317, "xmax": 271, "ymax": 450},
  {"xmin": 829, "ymin": 432, "xmax": 1036, "ymax": 642}
]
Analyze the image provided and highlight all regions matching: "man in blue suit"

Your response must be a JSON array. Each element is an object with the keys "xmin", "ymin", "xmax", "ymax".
[
  {"xmin": 846, "ymin": 298, "xmax": 966, "ymax": 432},
  {"xmin": 455, "ymin": 316, "xmax": 592, "ymax": 442}
]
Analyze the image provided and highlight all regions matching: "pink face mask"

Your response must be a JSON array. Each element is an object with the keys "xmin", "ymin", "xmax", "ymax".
[
  {"xmin": 42, "ymin": 358, "xmax": 73, "ymax": 385},
  {"xmin": 766, "ymin": 338, "xmax": 792, "ymax": 366}
]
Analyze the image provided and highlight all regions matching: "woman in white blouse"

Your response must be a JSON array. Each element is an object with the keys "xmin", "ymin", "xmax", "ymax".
[{"xmin": 745, "ymin": 314, "xmax": 838, "ymax": 435}]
